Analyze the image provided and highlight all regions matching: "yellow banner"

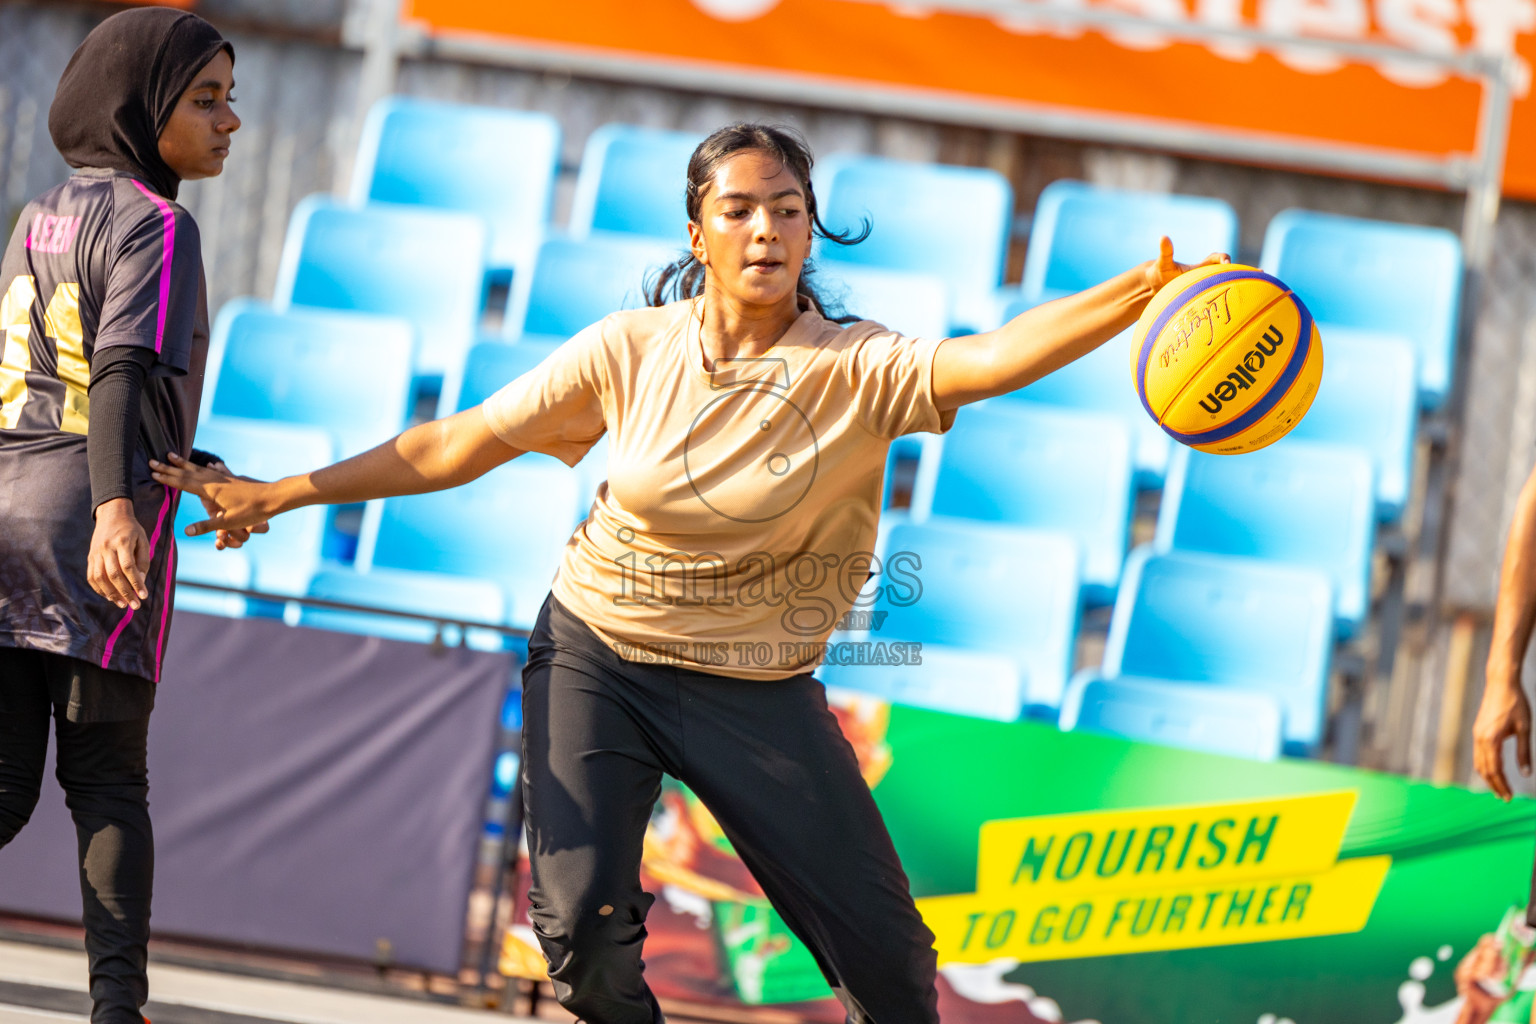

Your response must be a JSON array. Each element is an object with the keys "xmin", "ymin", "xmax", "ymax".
[
  {"xmin": 977, "ymin": 790, "xmax": 1357, "ymax": 896},
  {"xmin": 922, "ymin": 790, "xmax": 1389, "ymax": 964},
  {"xmin": 921, "ymin": 856, "xmax": 1390, "ymax": 963}
]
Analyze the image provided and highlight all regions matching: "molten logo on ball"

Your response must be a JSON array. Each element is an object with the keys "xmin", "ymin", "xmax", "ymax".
[{"xmin": 1197, "ymin": 325, "xmax": 1286, "ymax": 417}]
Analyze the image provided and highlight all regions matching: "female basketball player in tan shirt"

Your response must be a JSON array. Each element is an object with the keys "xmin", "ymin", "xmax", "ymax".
[{"xmin": 155, "ymin": 123, "xmax": 1226, "ymax": 1023}]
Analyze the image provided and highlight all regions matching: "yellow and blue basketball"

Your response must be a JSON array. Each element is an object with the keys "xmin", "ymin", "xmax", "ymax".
[{"xmin": 1130, "ymin": 264, "xmax": 1323, "ymax": 455}]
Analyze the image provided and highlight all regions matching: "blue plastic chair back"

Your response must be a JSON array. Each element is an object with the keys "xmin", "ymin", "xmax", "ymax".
[
  {"xmin": 350, "ymin": 98, "xmax": 559, "ymax": 274},
  {"xmin": 206, "ymin": 300, "xmax": 414, "ymax": 459},
  {"xmin": 1020, "ymin": 181, "xmax": 1238, "ymax": 303},
  {"xmin": 864, "ymin": 516, "xmax": 1082, "ymax": 713},
  {"xmin": 450, "ymin": 339, "xmax": 609, "ymax": 529},
  {"xmin": 1288, "ymin": 327, "xmax": 1416, "ymax": 521},
  {"xmin": 174, "ymin": 417, "xmax": 335, "ymax": 597},
  {"xmin": 912, "ymin": 401, "xmax": 1134, "ymax": 602},
  {"xmin": 569, "ymin": 124, "xmax": 704, "ymax": 243},
  {"xmin": 813, "ymin": 260, "xmax": 948, "ymax": 339},
  {"xmin": 358, "ymin": 457, "xmax": 580, "ymax": 628},
  {"xmin": 997, "ymin": 305, "xmax": 1170, "ymax": 486},
  {"xmin": 1155, "ymin": 442, "xmax": 1376, "ymax": 637},
  {"xmin": 1103, "ymin": 548, "xmax": 1333, "ymax": 753},
  {"xmin": 508, "ymin": 235, "xmax": 682, "ymax": 342},
  {"xmin": 816, "ymin": 155, "xmax": 1012, "ymax": 331},
  {"xmin": 274, "ymin": 195, "xmax": 487, "ymax": 378},
  {"xmin": 296, "ymin": 567, "xmax": 510, "ymax": 652},
  {"xmin": 451, "ymin": 339, "xmax": 561, "ymax": 414},
  {"xmin": 1261, "ymin": 208, "xmax": 1461, "ymax": 409},
  {"xmin": 175, "ymin": 547, "xmax": 252, "ymax": 619},
  {"xmin": 1060, "ymin": 673, "xmax": 1283, "ymax": 760}
]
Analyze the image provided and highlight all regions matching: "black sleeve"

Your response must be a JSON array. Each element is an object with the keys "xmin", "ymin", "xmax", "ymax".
[{"xmin": 87, "ymin": 346, "xmax": 155, "ymax": 513}]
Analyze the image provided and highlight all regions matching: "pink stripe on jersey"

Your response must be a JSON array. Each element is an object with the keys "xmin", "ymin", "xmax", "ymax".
[
  {"xmin": 153, "ymin": 536, "xmax": 176, "ymax": 682},
  {"xmin": 129, "ymin": 180, "xmax": 175, "ymax": 354},
  {"xmin": 100, "ymin": 486, "xmax": 173, "ymax": 671}
]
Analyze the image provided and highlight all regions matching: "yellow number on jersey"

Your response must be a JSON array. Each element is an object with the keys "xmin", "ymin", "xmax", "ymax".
[
  {"xmin": 45, "ymin": 283, "xmax": 87, "ymax": 434},
  {"xmin": 0, "ymin": 277, "xmax": 89, "ymax": 434},
  {"xmin": 0, "ymin": 275, "xmax": 37, "ymax": 430}
]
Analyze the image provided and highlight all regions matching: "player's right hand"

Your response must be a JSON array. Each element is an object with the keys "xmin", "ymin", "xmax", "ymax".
[
  {"xmin": 150, "ymin": 452, "xmax": 280, "ymax": 536},
  {"xmin": 1473, "ymin": 665, "xmax": 1532, "ymax": 801},
  {"xmin": 88, "ymin": 497, "xmax": 151, "ymax": 610},
  {"xmin": 198, "ymin": 459, "xmax": 271, "ymax": 550}
]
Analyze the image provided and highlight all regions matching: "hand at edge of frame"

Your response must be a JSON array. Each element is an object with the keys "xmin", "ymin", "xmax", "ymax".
[{"xmin": 1472, "ymin": 665, "xmax": 1532, "ymax": 801}]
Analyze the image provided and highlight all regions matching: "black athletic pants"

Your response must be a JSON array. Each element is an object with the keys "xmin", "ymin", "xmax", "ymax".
[
  {"xmin": 521, "ymin": 596, "xmax": 940, "ymax": 1024},
  {"xmin": 0, "ymin": 647, "xmax": 154, "ymax": 1024}
]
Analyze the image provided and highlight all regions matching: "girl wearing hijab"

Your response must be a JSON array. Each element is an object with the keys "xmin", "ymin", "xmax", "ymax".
[{"xmin": 0, "ymin": 9, "xmax": 243, "ymax": 1022}]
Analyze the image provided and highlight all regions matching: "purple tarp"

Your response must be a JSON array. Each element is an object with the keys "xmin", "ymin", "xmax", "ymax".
[{"xmin": 0, "ymin": 612, "xmax": 513, "ymax": 974}]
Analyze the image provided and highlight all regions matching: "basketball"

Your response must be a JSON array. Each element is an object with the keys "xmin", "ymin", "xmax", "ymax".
[{"xmin": 1130, "ymin": 263, "xmax": 1323, "ymax": 455}]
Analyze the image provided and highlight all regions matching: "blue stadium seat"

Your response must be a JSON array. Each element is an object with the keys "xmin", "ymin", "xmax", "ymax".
[
  {"xmin": 1288, "ymin": 327, "xmax": 1417, "ymax": 521},
  {"xmin": 449, "ymin": 338, "xmax": 561, "ymax": 415},
  {"xmin": 449, "ymin": 339, "xmax": 609, "ymax": 529},
  {"xmin": 1102, "ymin": 548, "xmax": 1334, "ymax": 754},
  {"xmin": 1154, "ymin": 443, "xmax": 1376, "ymax": 637},
  {"xmin": 205, "ymin": 300, "xmax": 414, "ymax": 459},
  {"xmin": 507, "ymin": 235, "xmax": 682, "ymax": 342},
  {"xmin": 1260, "ymin": 208, "xmax": 1462, "ymax": 409},
  {"xmin": 1059, "ymin": 673, "xmax": 1284, "ymax": 761},
  {"xmin": 273, "ymin": 195, "xmax": 487, "ymax": 379},
  {"xmin": 568, "ymin": 124, "xmax": 704, "ymax": 243},
  {"xmin": 813, "ymin": 261, "xmax": 948, "ymax": 339},
  {"xmin": 1019, "ymin": 181, "xmax": 1239, "ymax": 303},
  {"xmin": 910, "ymin": 401, "xmax": 1134, "ymax": 603},
  {"xmin": 174, "ymin": 545, "xmax": 252, "ymax": 619},
  {"xmin": 816, "ymin": 155, "xmax": 1013, "ymax": 332},
  {"xmin": 173, "ymin": 416, "xmax": 335, "ymax": 599},
  {"xmin": 357, "ymin": 456, "xmax": 581, "ymax": 629},
  {"xmin": 293, "ymin": 567, "xmax": 510, "ymax": 652},
  {"xmin": 1000, "ymin": 308, "xmax": 1171, "ymax": 485},
  {"xmin": 349, "ymin": 97, "xmax": 560, "ymax": 279},
  {"xmin": 818, "ymin": 516, "xmax": 1082, "ymax": 718}
]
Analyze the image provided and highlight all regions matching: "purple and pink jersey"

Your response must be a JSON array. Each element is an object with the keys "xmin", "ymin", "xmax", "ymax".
[{"xmin": 0, "ymin": 168, "xmax": 208, "ymax": 682}]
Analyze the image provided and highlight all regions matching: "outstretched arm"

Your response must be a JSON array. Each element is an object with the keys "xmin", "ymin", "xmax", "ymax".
[
  {"xmin": 931, "ymin": 238, "xmax": 1229, "ymax": 411},
  {"xmin": 152, "ymin": 407, "xmax": 524, "ymax": 537}
]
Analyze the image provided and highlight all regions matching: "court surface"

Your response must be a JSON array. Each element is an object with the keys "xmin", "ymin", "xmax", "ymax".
[{"xmin": 0, "ymin": 940, "xmax": 530, "ymax": 1024}]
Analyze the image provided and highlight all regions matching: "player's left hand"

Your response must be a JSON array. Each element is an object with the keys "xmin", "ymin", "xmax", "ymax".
[
  {"xmin": 198, "ymin": 459, "xmax": 270, "ymax": 550},
  {"xmin": 88, "ymin": 497, "xmax": 150, "ymax": 610},
  {"xmin": 1144, "ymin": 236, "xmax": 1230, "ymax": 294}
]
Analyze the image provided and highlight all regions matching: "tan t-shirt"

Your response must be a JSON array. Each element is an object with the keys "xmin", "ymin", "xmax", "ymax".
[{"xmin": 482, "ymin": 297, "xmax": 955, "ymax": 680}]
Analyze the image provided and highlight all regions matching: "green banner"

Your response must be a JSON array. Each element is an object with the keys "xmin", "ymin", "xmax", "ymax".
[{"xmin": 505, "ymin": 693, "xmax": 1536, "ymax": 1022}]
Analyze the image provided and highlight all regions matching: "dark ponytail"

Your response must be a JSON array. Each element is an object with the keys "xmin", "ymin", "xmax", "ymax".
[{"xmin": 646, "ymin": 122, "xmax": 868, "ymax": 323}]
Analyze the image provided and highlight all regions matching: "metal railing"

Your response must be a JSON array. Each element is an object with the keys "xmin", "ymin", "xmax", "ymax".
[{"xmin": 175, "ymin": 579, "xmax": 532, "ymax": 648}]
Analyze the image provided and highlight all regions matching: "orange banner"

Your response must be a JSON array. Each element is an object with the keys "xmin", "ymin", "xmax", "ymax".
[{"xmin": 404, "ymin": 0, "xmax": 1536, "ymax": 198}]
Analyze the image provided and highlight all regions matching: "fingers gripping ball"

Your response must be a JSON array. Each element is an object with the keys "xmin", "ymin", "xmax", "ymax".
[{"xmin": 1131, "ymin": 264, "xmax": 1323, "ymax": 455}]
